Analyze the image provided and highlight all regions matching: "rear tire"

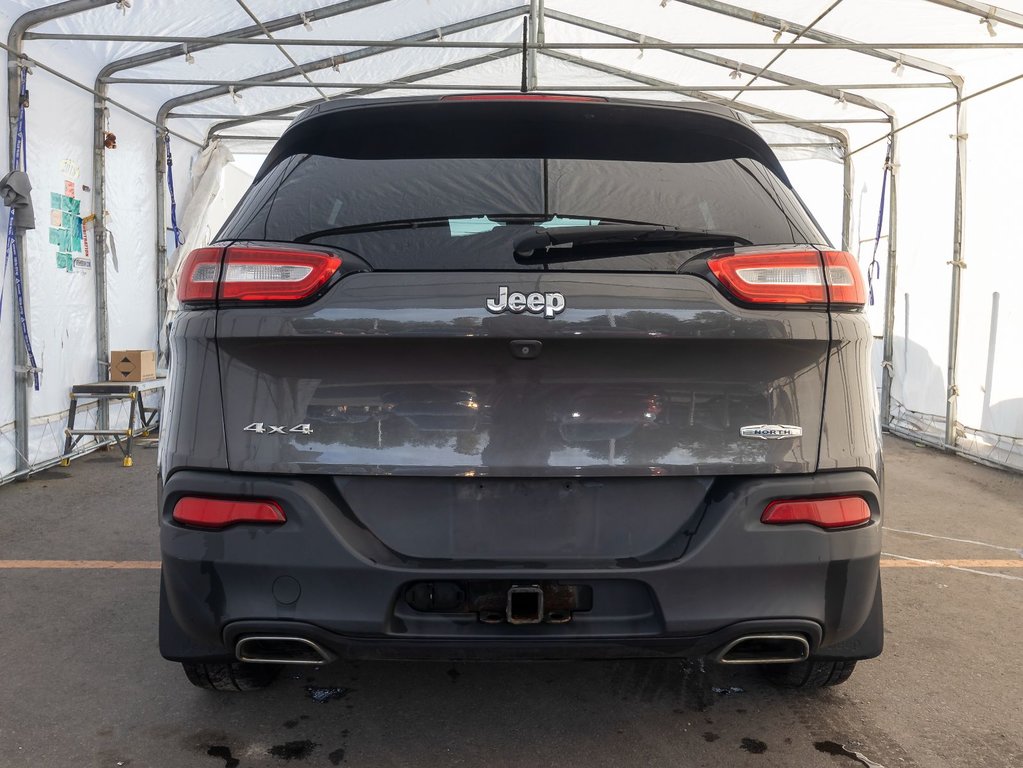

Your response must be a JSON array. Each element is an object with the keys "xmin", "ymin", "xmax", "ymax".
[
  {"xmin": 181, "ymin": 661, "xmax": 280, "ymax": 691},
  {"xmin": 760, "ymin": 659, "xmax": 857, "ymax": 689}
]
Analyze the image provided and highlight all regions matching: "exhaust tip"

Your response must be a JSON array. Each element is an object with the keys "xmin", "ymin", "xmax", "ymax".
[
  {"xmin": 236, "ymin": 636, "xmax": 334, "ymax": 666},
  {"xmin": 716, "ymin": 634, "xmax": 810, "ymax": 665}
]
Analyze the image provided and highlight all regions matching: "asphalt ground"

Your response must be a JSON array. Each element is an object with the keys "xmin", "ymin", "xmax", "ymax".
[{"xmin": 0, "ymin": 435, "xmax": 1020, "ymax": 768}]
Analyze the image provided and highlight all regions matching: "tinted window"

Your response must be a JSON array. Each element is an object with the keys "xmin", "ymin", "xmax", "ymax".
[{"xmin": 220, "ymin": 153, "xmax": 824, "ymax": 272}]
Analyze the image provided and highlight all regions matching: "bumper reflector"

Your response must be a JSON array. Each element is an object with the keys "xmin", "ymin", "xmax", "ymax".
[
  {"xmin": 761, "ymin": 496, "xmax": 870, "ymax": 529},
  {"xmin": 172, "ymin": 497, "xmax": 286, "ymax": 529}
]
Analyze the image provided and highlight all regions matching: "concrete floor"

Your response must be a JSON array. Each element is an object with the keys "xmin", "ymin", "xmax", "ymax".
[{"xmin": 0, "ymin": 435, "xmax": 1020, "ymax": 768}]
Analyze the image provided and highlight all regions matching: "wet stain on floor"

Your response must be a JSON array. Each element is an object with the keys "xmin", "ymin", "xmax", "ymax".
[
  {"xmin": 327, "ymin": 728, "xmax": 350, "ymax": 765},
  {"xmin": 268, "ymin": 740, "xmax": 318, "ymax": 760},
  {"xmin": 740, "ymin": 737, "xmax": 768, "ymax": 754},
  {"xmin": 206, "ymin": 745, "xmax": 239, "ymax": 768},
  {"xmin": 703, "ymin": 732, "xmax": 720, "ymax": 742}
]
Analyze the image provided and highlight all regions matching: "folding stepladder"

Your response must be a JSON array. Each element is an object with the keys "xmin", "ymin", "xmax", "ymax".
[{"xmin": 60, "ymin": 379, "xmax": 165, "ymax": 467}]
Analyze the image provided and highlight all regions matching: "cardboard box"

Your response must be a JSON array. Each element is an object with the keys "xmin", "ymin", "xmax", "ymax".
[{"xmin": 110, "ymin": 349, "xmax": 156, "ymax": 382}]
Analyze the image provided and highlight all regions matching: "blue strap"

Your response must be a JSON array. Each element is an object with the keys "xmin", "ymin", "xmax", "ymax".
[
  {"xmin": 2, "ymin": 66, "xmax": 39, "ymax": 390},
  {"xmin": 867, "ymin": 141, "xmax": 891, "ymax": 307},
  {"xmin": 164, "ymin": 134, "xmax": 183, "ymax": 248}
]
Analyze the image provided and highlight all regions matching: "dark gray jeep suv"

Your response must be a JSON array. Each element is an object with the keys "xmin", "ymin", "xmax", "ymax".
[{"xmin": 159, "ymin": 94, "xmax": 882, "ymax": 692}]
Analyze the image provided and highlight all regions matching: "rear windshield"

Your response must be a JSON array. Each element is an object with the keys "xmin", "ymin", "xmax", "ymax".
[{"xmin": 219, "ymin": 153, "xmax": 825, "ymax": 272}]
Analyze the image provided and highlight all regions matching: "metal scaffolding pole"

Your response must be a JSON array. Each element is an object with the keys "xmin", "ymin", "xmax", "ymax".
[
  {"xmin": 109, "ymin": 77, "xmax": 951, "ymax": 91},
  {"xmin": 841, "ymin": 147, "xmax": 853, "ymax": 252},
  {"xmin": 92, "ymin": 80, "xmax": 109, "ymax": 431},
  {"xmin": 527, "ymin": 0, "xmax": 543, "ymax": 91},
  {"xmin": 19, "ymin": 33, "xmax": 1023, "ymax": 51},
  {"xmin": 880, "ymin": 125, "xmax": 900, "ymax": 428},
  {"xmin": 922, "ymin": 0, "xmax": 1023, "ymax": 30},
  {"xmin": 945, "ymin": 92, "xmax": 967, "ymax": 449}
]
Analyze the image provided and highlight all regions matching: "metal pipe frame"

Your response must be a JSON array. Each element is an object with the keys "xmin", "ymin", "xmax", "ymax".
[
  {"xmin": 945, "ymin": 91, "xmax": 967, "ymax": 449},
  {"xmin": 922, "ymin": 0, "xmax": 1023, "ymax": 30},
  {"xmin": 20, "ymin": 33, "xmax": 1023, "ymax": 51},
  {"xmin": 880, "ymin": 128, "xmax": 899, "ymax": 428},
  {"xmin": 168, "ymin": 113, "xmax": 301, "ymax": 121},
  {"xmin": 213, "ymin": 135, "xmax": 846, "ymax": 148},
  {"xmin": 526, "ymin": 0, "xmax": 541, "ymax": 91},
  {"xmin": 110, "ymin": 77, "xmax": 954, "ymax": 90},
  {"xmin": 751, "ymin": 118, "xmax": 890, "ymax": 125}
]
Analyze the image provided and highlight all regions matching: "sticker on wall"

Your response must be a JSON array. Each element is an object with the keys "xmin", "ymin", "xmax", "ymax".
[{"xmin": 48, "ymin": 173, "xmax": 90, "ymax": 273}]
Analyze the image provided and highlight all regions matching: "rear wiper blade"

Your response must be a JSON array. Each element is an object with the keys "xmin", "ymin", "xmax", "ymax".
[
  {"xmin": 512, "ymin": 225, "xmax": 750, "ymax": 263},
  {"xmin": 296, "ymin": 213, "xmax": 560, "ymax": 243},
  {"xmin": 296, "ymin": 216, "xmax": 453, "ymax": 242}
]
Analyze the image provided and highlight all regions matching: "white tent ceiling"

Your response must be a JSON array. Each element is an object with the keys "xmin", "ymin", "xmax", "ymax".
[{"xmin": 2, "ymin": 0, "xmax": 1023, "ymax": 481}]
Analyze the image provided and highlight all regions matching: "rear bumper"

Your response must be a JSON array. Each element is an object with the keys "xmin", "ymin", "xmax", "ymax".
[{"xmin": 159, "ymin": 469, "xmax": 883, "ymax": 663}]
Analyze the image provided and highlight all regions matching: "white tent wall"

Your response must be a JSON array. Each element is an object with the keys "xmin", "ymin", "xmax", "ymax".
[
  {"xmin": 944, "ymin": 75, "xmax": 1023, "ymax": 469},
  {"xmin": 104, "ymin": 114, "xmax": 162, "ymax": 437},
  {"xmin": 106, "ymin": 115, "xmax": 158, "ymax": 356},
  {"xmin": 888, "ymin": 110, "xmax": 958, "ymax": 422},
  {"xmin": 846, "ymin": 140, "xmax": 890, "ymax": 330},
  {"xmin": 19, "ymin": 62, "xmax": 99, "ymax": 470}
]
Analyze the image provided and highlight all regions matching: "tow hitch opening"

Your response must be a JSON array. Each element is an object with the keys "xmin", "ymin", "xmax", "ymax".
[
  {"xmin": 402, "ymin": 580, "xmax": 591, "ymax": 624},
  {"xmin": 507, "ymin": 586, "xmax": 544, "ymax": 624}
]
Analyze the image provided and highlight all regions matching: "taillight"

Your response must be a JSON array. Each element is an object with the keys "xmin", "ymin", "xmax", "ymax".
[
  {"xmin": 761, "ymin": 496, "xmax": 871, "ymax": 529},
  {"xmin": 219, "ymin": 246, "xmax": 342, "ymax": 302},
  {"xmin": 172, "ymin": 497, "xmax": 286, "ymax": 529},
  {"xmin": 440, "ymin": 93, "xmax": 606, "ymax": 102},
  {"xmin": 707, "ymin": 250, "xmax": 865, "ymax": 307},
  {"xmin": 176, "ymin": 244, "xmax": 342, "ymax": 306},
  {"xmin": 176, "ymin": 246, "xmax": 222, "ymax": 304},
  {"xmin": 821, "ymin": 250, "xmax": 867, "ymax": 305}
]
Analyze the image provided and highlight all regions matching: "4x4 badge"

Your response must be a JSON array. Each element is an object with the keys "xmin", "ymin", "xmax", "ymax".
[
  {"xmin": 740, "ymin": 424, "xmax": 802, "ymax": 440},
  {"xmin": 244, "ymin": 422, "xmax": 313, "ymax": 435},
  {"xmin": 486, "ymin": 286, "xmax": 565, "ymax": 319}
]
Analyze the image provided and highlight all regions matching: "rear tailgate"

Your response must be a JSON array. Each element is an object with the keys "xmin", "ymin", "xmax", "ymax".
[{"xmin": 218, "ymin": 270, "xmax": 826, "ymax": 477}]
